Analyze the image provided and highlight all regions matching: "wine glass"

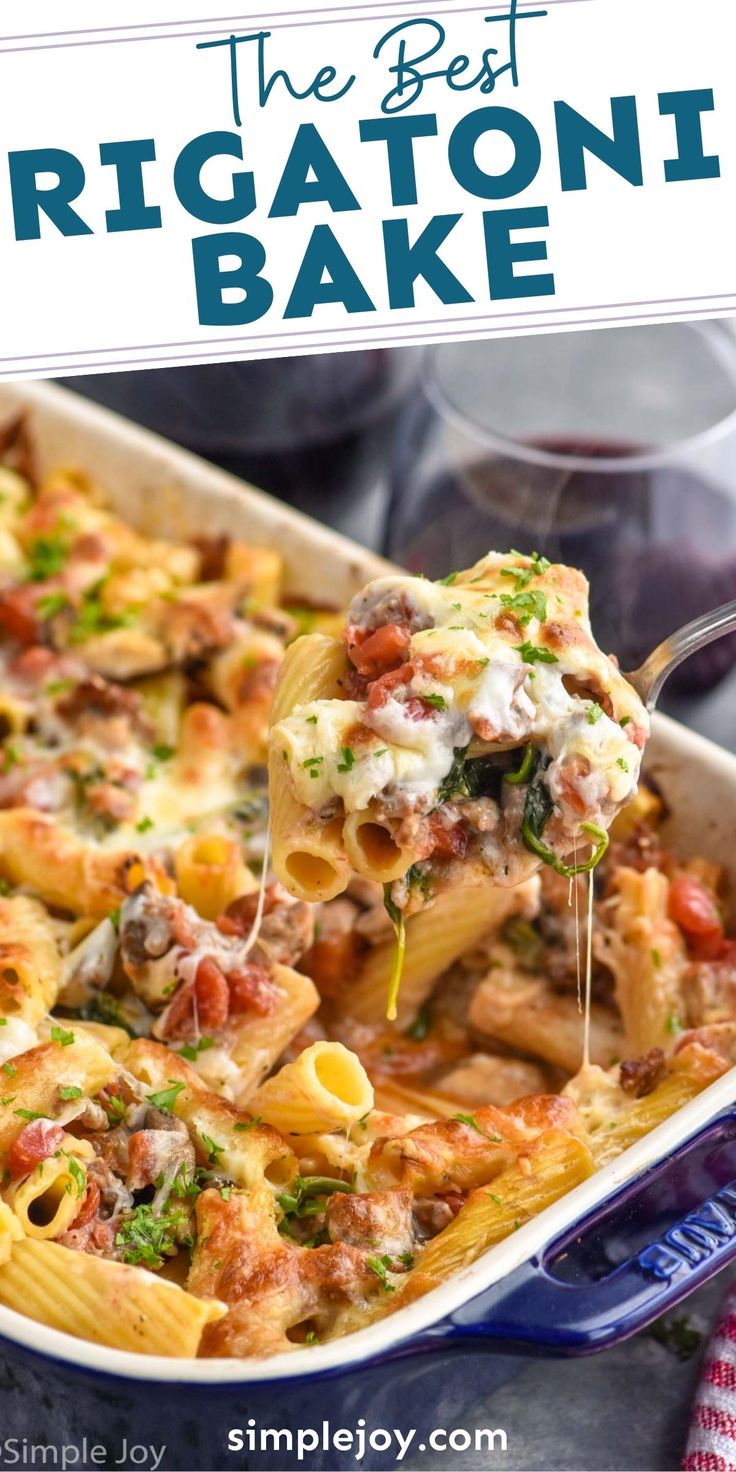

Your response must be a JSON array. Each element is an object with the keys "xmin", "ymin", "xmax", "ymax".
[{"xmin": 386, "ymin": 323, "xmax": 736, "ymax": 692}]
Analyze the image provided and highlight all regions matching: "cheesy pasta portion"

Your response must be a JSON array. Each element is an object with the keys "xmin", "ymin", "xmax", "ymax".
[
  {"xmin": 0, "ymin": 416, "xmax": 731, "ymax": 1362},
  {"xmin": 270, "ymin": 554, "xmax": 650, "ymax": 910}
]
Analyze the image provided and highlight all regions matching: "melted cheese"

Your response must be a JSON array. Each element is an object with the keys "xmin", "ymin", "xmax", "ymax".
[{"xmin": 273, "ymin": 551, "xmax": 650, "ymax": 858}]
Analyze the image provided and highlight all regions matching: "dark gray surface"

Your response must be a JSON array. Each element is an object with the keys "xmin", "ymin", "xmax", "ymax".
[{"xmin": 406, "ymin": 1274, "xmax": 731, "ymax": 1472}]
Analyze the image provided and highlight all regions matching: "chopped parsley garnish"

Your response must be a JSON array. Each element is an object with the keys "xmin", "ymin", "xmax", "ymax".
[
  {"xmin": 108, "ymin": 907, "xmax": 121, "ymax": 929},
  {"xmin": 305, "ymin": 715, "xmax": 318, "ymax": 725},
  {"xmin": 177, "ymin": 1036, "xmax": 216, "ymax": 1062},
  {"xmin": 2, "ymin": 744, "xmax": 21, "ymax": 774},
  {"xmin": 69, "ymin": 582, "xmax": 137, "ymax": 644},
  {"xmin": 65, "ymin": 1156, "xmax": 85, "ymax": 1198},
  {"xmin": 398, "ymin": 1251, "xmax": 415, "ymax": 1270},
  {"xmin": 169, "ymin": 1166, "xmax": 205, "ymax": 1201},
  {"xmin": 219, "ymin": 1185, "xmax": 232, "ymax": 1202},
  {"xmin": 367, "ymin": 1255, "xmax": 395, "ymax": 1292},
  {"xmin": 515, "ymin": 642, "xmax": 558, "ymax": 665},
  {"xmin": 651, "ymin": 948, "xmax": 662, "ymax": 969},
  {"xmin": 25, "ymin": 535, "xmax": 68, "ymax": 582},
  {"xmin": 115, "ymin": 1203, "xmax": 190, "ymax": 1268},
  {"xmin": 619, "ymin": 715, "xmax": 632, "ymax": 727},
  {"xmin": 438, "ymin": 571, "xmax": 459, "ymax": 585},
  {"xmin": 452, "ymin": 1112, "xmax": 503, "ymax": 1143},
  {"xmin": 617, "ymin": 757, "xmax": 630, "ymax": 772},
  {"xmin": 147, "ymin": 1080, "xmax": 186, "ymax": 1113},
  {"xmin": 305, "ymin": 1331, "xmax": 320, "ymax": 1345},
  {"xmin": 135, "ymin": 816, "xmax": 154, "ymax": 833},
  {"xmin": 501, "ymin": 551, "xmax": 550, "ymax": 592},
  {"xmin": 103, "ymin": 1094, "xmax": 127, "ymax": 1124},
  {"xmin": 302, "ymin": 756, "xmax": 323, "ymax": 779},
  {"xmin": 336, "ymin": 746, "xmax": 356, "ymax": 773},
  {"xmin": 666, "ymin": 1014, "xmax": 683, "ymax": 1035},
  {"xmin": 488, "ymin": 1193, "xmax": 503, "ymax": 1206},
  {"xmin": 422, "ymin": 692, "xmax": 447, "ymax": 711},
  {"xmin": 500, "ymin": 588, "xmax": 547, "ymax": 625},
  {"xmin": 36, "ymin": 591, "xmax": 68, "ymax": 621},
  {"xmin": 0, "ymin": 1018, "xmax": 6, "ymax": 1026},
  {"xmin": 59, "ymin": 1086, "xmax": 83, "ymax": 1101},
  {"xmin": 201, "ymin": 1133, "xmax": 225, "ymax": 1166},
  {"xmin": 233, "ymin": 1116, "xmax": 262, "ymax": 1132},
  {"xmin": 51, "ymin": 1025, "xmax": 75, "ymax": 1046},
  {"xmin": 2, "ymin": 1062, "xmax": 16, "ymax": 1078},
  {"xmin": 587, "ymin": 704, "xmax": 604, "ymax": 725},
  {"xmin": 14, "ymin": 1108, "xmax": 45, "ymax": 1122},
  {"xmin": 0, "ymin": 879, "xmax": 10, "ymax": 897},
  {"xmin": 151, "ymin": 743, "xmax": 174, "ymax": 762}
]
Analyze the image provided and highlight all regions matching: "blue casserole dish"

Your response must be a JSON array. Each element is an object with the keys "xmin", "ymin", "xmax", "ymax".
[{"xmin": 0, "ymin": 383, "xmax": 733, "ymax": 1471}]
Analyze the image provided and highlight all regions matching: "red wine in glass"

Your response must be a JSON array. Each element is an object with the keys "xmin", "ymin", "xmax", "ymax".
[{"xmin": 386, "ymin": 432, "xmax": 736, "ymax": 692}]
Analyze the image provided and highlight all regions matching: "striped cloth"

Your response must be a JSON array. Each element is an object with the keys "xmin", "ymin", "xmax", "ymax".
[{"xmin": 684, "ymin": 1284, "xmax": 736, "ymax": 1470}]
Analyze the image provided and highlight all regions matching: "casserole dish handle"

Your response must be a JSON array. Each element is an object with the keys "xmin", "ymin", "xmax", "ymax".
[{"xmin": 440, "ymin": 1108, "xmax": 736, "ymax": 1355}]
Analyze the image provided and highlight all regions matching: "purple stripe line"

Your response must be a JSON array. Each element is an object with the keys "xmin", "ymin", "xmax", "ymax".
[
  {"xmin": 1, "ymin": 303, "xmax": 731, "ymax": 380},
  {"xmin": 0, "ymin": 0, "xmax": 583, "ymax": 46},
  {"xmin": 0, "ymin": 3, "xmax": 562, "ymax": 55},
  {"xmin": 2, "ymin": 290, "xmax": 735, "ymax": 367}
]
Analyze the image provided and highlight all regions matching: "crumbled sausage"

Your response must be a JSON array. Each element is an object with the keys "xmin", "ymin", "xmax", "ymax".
[{"xmin": 619, "ymin": 1047, "xmax": 667, "ymax": 1098}]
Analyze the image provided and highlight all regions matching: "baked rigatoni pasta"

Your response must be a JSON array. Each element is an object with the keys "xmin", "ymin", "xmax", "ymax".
[
  {"xmin": 0, "ymin": 415, "xmax": 732, "ymax": 1366},
  {"xmin": 0, "ymin": 1239, "xmax": 225, "ymax": 1356}
]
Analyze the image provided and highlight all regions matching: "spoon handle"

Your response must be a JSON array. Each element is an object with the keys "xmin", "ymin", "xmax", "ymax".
[{"xmin": 626, "ymin": 597, "xmax": 736, "ymax": 710}]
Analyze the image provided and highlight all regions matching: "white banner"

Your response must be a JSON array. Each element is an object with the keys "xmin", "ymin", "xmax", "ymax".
[{"xmin": 0, "ymin": 0, "xmax": 733, "ymax": 377}]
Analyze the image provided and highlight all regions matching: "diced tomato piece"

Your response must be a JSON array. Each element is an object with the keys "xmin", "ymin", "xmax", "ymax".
[
  {"xmin": 348, "ymin": 623, "xmax": 411, "ymax": 679},
  {"xmin": 690, "ymin": 931, "xmax": 731, "ymax": 962},
  {"xmin": 194, "ymin": 957, "xmax": 230, "ymax": 1031},
  {"xmin": 71, "ymin": 532, "xmax": 108, "ymax": 563},
  {"xmin": 156, "ymin": 981, "xmax": 196, "ymax": 1041},
  {"xmin": 0, "ymin": 587, "xmax": 43, "ymax": 647},
  {"xmin": 554, "ymin": 756, "xmax": 593, "ymax": 819},
  {"xmin": 216, "ymin": 887, "xmax": 279, "ymax": 939},
  {"xmin": 226, "ymin": 963, "xmax": 276, "ymax": 1017},
  {"xmin": 366, "ymin": 663, "xmax": 415, "ymax": 711},
  {"xmin": 668, "ymin": 874, "xmax": 723, "ymax": 940},
  {"xmin": 7, "ymin": 1119, "xmax": 65, "ymax": 1179},
  {"xmin": 158, "ymin": 955, "xmax": 230, "ymax": 1040},
  {"xmin": 69, "ymin": 1181, "xmax": 100, "ymax": 1231},
  {"xmin": 443, "ymin": 1193, "xmax": 466, "ymax": 1217},
  {"xmin": 8, "ymin": 645, "xmax": 56, "ymax": 684},
  {"xmin": 428, "ymin": 813, "xmax": 469, "ymax": 859}
]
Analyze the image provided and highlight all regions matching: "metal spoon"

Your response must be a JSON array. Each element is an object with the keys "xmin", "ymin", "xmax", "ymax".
[{"xmin": 625, "ymin": 598, "xmax": 736, "ymax": 711}]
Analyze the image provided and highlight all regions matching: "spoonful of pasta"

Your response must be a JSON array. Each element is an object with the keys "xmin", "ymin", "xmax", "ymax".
[{"xmin": 268, "ymin": 555, "xmax": 736, "ymax": 929}]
